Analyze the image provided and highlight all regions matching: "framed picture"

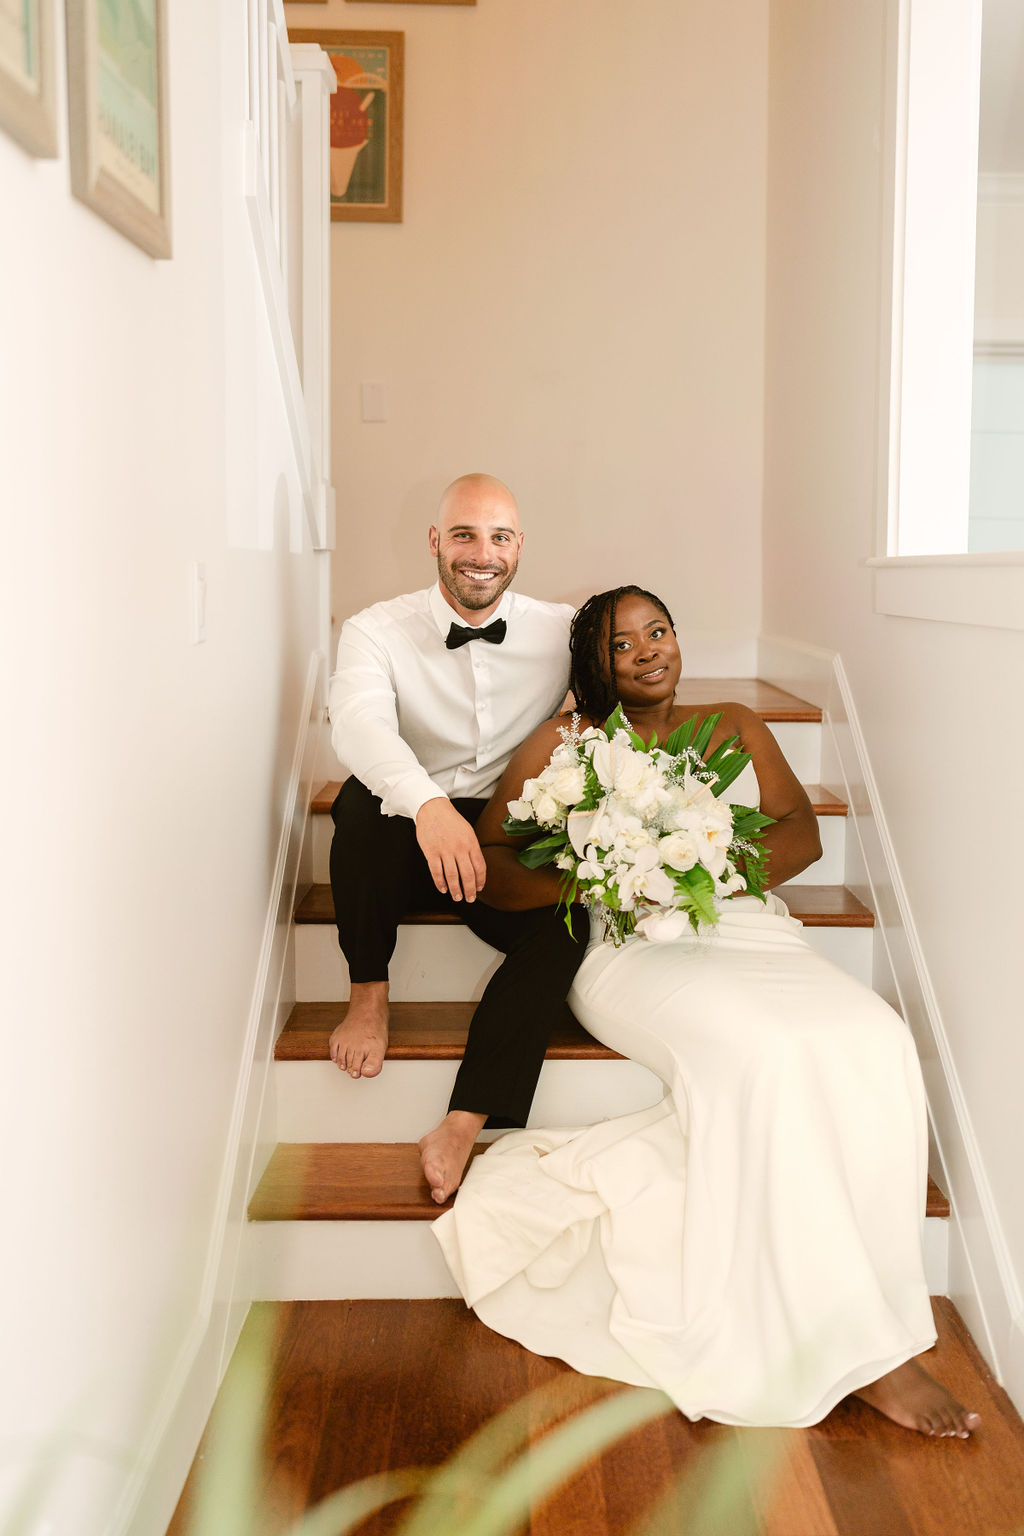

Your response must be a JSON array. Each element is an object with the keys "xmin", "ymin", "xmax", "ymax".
[
  {"xmin": 66, "ymin": 0, "xmax": 172, "ymax": 257},
  {"xmin": 290, "ymin": 28, "xmax": 403, "ymax": 223},
  {"xmin": 0, "ymin": 0, "xmax": 59, "ymax": 156}
]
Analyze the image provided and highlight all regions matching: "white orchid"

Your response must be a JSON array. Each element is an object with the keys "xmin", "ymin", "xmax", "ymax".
[
  {"xmin": 635, "ymin": 908, "xmax": 690, "ymax": 943},
  {"xmin": 615, "ymin": 845, "xmax": 677, "ymax": 909},
  {"xmin": 576, "ymin": 845, "xmax": 605, "ymax": 883}
]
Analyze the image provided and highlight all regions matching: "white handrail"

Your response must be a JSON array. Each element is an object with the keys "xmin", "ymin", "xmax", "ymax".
[{"xmin": 242, "ymin": 2, "xmax": 336, "ymax": 554}]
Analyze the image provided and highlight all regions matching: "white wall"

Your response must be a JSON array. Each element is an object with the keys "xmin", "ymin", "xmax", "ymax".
[
  {"xmin": 763, "ymin": 0, "xmax": 1024, "ymax": 1405},
  {"xmin": 281, "ymin": 0, "xmax": 770, "ymax": 679},
  {"xmin": 0, "ymin": 3, "xmax": 322, "ymax": 1531}
]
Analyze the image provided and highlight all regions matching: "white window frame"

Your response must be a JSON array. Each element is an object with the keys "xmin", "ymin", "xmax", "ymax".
[{"xmin": 869, "ymin": 0, "xmax": 1024, "ymax": 631}]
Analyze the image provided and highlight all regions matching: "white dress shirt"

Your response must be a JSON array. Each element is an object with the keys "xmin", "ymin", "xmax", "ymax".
[{"xmin": 329, "ymin": 583, "xmax": 574, "ymax": 820}]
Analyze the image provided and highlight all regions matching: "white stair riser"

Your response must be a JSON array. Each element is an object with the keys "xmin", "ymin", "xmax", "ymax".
[
  {"xmin": 274, "ymin": 1059, "xmax": 665, "ymax": 1142},
  {"xmin": 312, "ymin": 816, "xmax": 333, "ymax": 884},
  {"xmin": 297, "ymin": 923, "xmax": 501, "ymax": 1002},
  {"xmin": 312, "ymin": 802, "xmax": 846, "ymax": 885},
  {"xmin": 248, "ymin": 1215, "xmax": 950, "ymax": 1302},
  {"xmin": 295, "ymin": 919, "xmax": 875, "ymax": 1000},
  {"xmin": 784, "ymin": 813, "xmax": 844, "ymax": 885},
  {"xmin": 249, "ymin": 1220, "xmax": 459, "ymax": 1300},
  {"xmin": 766, "ymin": 721, "xmax": 820, "ymax": 783}
]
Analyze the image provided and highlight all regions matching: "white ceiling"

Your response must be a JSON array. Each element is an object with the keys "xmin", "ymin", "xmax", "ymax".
[{"xmin": 979, "ymin": 0, "xmax": 1024, "ymax": 173}]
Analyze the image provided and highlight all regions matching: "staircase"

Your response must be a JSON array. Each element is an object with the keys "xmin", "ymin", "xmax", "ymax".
[{"xmin": 247, "ymin": 681, "xmax": 951, "ymax": 1301}]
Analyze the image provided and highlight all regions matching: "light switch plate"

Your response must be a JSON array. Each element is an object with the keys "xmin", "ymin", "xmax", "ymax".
[{"xmin": 361, "ymin": 381, "xmax": 388, "ymax": 422}]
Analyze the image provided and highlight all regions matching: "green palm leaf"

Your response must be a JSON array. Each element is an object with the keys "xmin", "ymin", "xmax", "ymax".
[
  {"xmin": 518, "ymin": 834, "xmax": 568, "ymax": 868},
  {"xmin": 663, "ymin": 712, "xmax": 700, "ymax": 757}
]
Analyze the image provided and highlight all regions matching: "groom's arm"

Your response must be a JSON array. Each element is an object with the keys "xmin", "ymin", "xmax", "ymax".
[
  {"xmin": 329, "ymin": 618, "xmax": 448, "ymax": 822},
  {"xmin": 329, "ymin": 619, "xmax": 486, "ymax": 900}
]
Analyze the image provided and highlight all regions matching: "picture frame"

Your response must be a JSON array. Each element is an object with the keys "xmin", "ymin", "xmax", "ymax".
[
  {"xmin": 65, "ymin": 0, "xmax": 172, "ymax": 258},
  {"xmin": 0, "ymin": 0, "xmax": 59, "ymax": 156},
  {"xmin": 290, "ymin": 28, "xmax": 403, "ymax": 224}
]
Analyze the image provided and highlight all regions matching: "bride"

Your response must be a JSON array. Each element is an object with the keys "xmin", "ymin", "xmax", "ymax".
[{"xmin": 432, "ymin": 584, "xmax": 979, "ymax": 1438}]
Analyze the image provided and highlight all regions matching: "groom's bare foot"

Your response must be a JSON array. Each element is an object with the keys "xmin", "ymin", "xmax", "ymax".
[
  {"xmin": 329, "ymin": 982, "xmax": 389, "ymax": 1079},
  {"xmin": 419, "ymin": 1111, "xmax": 487, "ymax": 1205},
  {"xmin": 853, "ymin": 1358, "xmax": 981, "ymax": 1438}
]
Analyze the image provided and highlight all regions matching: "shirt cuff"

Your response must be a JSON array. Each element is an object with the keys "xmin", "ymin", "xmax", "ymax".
[{"xmin": 382, "ymin": 777, "xmax": 449, "ymax": 823}]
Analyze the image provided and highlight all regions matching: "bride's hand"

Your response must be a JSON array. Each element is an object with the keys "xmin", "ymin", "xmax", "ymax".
[{"xmin": 416, "ymin": 797, "xmax": 488, "ymax": 902}]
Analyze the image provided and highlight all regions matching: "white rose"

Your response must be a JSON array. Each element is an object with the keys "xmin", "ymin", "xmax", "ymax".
[
  {"xmin": 532, "ymin": 792, "xmax": 562, "ymax": 827},
  {"xmin": 506, "ymin": 798, "xmax": 534, "ymax": 822},
  {"xmin": 554, "ymin": 850, "xmax": 575, "ymax": 872},
  {"xmin": 545, "ymin": 762, "xmax": 587, "ymax": 807},
  {"xmin": 659, "ymin": 829, "xmax": 700, "ymax": 872},
  {"xmin": 635, "ymin": 908, "xmax": 690, "ymax": 943},
  {"xmin": 715, "ymin": 871, "xmax": 748, "ymax": 897}
]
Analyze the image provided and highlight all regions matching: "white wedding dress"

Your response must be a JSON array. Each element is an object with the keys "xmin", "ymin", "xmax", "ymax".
[{"xmin": 432, "ymin": 763, "xmax": 937, "ymax": 1427}]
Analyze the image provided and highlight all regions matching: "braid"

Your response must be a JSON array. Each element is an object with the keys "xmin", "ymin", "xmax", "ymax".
[{"xmin": 569, "ymin": 585, "xmax": 675, "ymax": 722}]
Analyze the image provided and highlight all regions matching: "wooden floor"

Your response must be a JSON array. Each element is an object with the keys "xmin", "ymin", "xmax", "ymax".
[{"xmin": 167, "ymin": 1298, "xmax": 1024, "ymax": 1536}]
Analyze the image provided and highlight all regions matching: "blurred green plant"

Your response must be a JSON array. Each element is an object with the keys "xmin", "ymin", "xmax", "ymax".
[{"xmin": 180, "ymin": 1308, "xmax": 786, "ymax": 1536}]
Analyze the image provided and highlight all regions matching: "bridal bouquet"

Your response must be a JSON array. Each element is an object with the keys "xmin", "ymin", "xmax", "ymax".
[{"xmin": 503, "ymin": 706, "xmax": 774, "ymax": 945}]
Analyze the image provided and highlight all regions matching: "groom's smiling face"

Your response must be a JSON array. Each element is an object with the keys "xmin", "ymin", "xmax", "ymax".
[{"xmin": 430, "ymin": 478, "xmax": 525, "ymax": 622}]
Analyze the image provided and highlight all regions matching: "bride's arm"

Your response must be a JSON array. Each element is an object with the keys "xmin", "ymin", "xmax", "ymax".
[
  {"xmin": 475, "ymin": 717, "xmax": 571, "ymax": 911},
  {"xmin": 725, "ymin": 704, "xmax": 822, "ymax": 888}
]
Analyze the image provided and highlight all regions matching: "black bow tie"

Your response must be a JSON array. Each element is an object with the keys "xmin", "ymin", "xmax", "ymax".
[{"xmin": 445, "ymin": 618, "xmax": 507, "ymax": 650}]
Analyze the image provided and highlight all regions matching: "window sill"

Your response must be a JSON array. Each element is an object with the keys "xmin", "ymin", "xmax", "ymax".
[{"xmin": 866, "ymin": 553, "xmax": 1024, "ymax": 630}]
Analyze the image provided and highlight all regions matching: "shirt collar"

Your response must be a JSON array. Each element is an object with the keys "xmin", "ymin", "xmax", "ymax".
[{"xmin": 429, "ymin": 581, "xmax": 514, "ymax": 639}]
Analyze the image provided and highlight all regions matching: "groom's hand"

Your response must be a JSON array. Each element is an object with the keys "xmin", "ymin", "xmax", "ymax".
[{"xmin": 416, "ymin": 798, "xmax": 488, "ymax": 903}]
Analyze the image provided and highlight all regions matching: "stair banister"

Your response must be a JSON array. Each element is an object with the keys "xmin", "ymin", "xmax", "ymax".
[{"xmin": 242, "ymin": 0, "xmax": 335, "ymax": 567}]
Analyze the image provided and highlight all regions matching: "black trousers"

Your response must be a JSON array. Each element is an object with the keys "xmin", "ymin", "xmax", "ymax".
[{"xmin": 330, "ymin": 777, "xmax": 585, "ymax": 1127}]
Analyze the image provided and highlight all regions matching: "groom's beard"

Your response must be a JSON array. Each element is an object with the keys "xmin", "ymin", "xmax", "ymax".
[{"xmin": 436, "ymin": 552, "xmax": 518, "ymax": 612}]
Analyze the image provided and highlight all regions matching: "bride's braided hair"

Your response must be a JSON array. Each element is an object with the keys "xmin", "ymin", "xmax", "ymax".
[{"xmin": 569, "ymin": 585, "xmax": 676, "ymax": 722}]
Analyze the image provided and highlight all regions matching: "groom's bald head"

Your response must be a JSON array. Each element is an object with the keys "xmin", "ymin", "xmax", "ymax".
[
  {"xmin": 429, "ymin": 473, "xmax": 525, "ymax": 619},
  {"xmin": 436, "ymin": 473, "xmax": 520, "ymax": 533}
]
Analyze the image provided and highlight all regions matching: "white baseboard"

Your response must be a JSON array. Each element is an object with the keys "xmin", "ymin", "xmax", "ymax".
[
  {"xmin": 119, "ymin": 650, "xmax": 325, "ymax": 1536},
  {"xmin": 759, "ymin": 634, "xmax": 1024, "ymax": 1414}
]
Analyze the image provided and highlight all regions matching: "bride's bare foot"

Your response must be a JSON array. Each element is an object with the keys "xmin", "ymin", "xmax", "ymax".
[
  {"xmin": 418, "ymin": 1111, "xmax": 487, "ymax": 1205},
  {"xmin": 329, "ymin": 982, "xmax": 389, "ymax": 1079},
  {"xmin": 854, "ymin": 1358, "xmax": 981, "ymax": 1438}
]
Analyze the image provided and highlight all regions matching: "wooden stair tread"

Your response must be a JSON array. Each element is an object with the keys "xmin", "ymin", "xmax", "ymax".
[
  {"xmin": 311, "ymin": 781, "xmax": 340, "ymax": 814},
  {"xmin": 248, "ymin": 1142, "xmax": 482, "ymax": 1220},
  {"xmin": 276, "ymin": 1000, "xmax": 621, "ymax": 1061},
  {"xmin": 314, "ymin": 779, "xmax": 847, "ymax": 816},
  {"xmin": 248, "ymin": 1142, "xmax": 951, "ymax": 1223},
  {"xmin": 803, "ymin": 783, "xmax": 848, "ymax": 814},
  {"xmin": 294, "ymin": 881, "xmax": 874, "ymax": 927},
  {"xmin": 673, "ymin": 679, "xmax": 822, "ymax": 720}
]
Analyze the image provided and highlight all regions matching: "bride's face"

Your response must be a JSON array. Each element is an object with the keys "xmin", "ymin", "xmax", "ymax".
[{"xmin": 604, "ymin": 593, "xmax": 681, "ymax": 707}]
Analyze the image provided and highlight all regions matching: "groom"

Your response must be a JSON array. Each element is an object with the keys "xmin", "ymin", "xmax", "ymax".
[{"xmin": 327, "ymin": 473, "xmax": 584, "ymax": 1202}]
